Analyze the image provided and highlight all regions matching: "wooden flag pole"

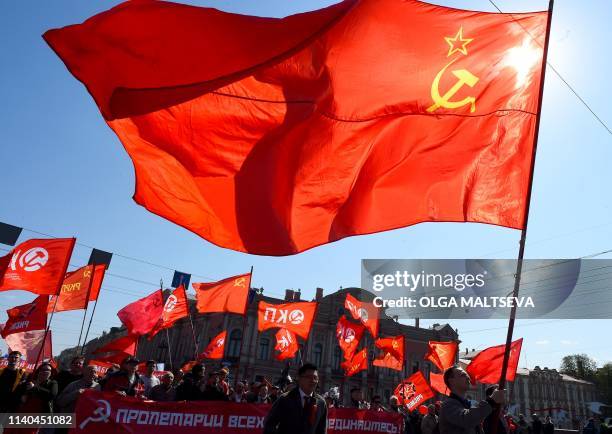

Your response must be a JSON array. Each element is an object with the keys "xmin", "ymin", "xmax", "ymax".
[
  {"xmin": 498, "ymin": 0, "xmax": 554, "ymax": 392},
  {"xmin": 34, "ymin": 237, "xmax": 76, "ymax": 368},
  {"xmin": 81, "ymin": 266, "xmax": 108, "ymax": 355},
  {"xmin": 234, "ymin": 266, "xmax": 253, "ymax": 382},
  {"xmin": 76, "ymin": 266, "xmax": 95, "ymax": 350}
]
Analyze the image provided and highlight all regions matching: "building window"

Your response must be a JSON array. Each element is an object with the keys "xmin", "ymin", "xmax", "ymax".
[
  {"xmin": 227, "ymin": 329, "xmax": 242, "ymax": 358},
  {"xmin": 258, "ymin": 338, "xmax": 270, "ymax": 360},
  {"xmin": 333, "ymin": 346, "xmax": 342, "ymax": 370},
  {"xmin": 313, "ymin": 343, "xmax": 323, "ymax": 368}
]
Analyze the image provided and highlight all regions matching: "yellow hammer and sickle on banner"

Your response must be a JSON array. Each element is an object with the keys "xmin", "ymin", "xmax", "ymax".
[
  {"xmin": 427, "ymin": 57, "xmax": 479, "ymax": 113},
  {"xmin": 84, "ymin": 269, "xmax": 92, "ymax": 278},
  {"xmin": 234, "ymin": 277, "xmax": 246, "ymax": 287}
]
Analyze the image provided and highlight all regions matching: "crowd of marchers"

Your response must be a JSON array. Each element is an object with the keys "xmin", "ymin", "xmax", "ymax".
[{"xmin": 0, "ymin": 350, "xmax": 609, "ymax": 434}]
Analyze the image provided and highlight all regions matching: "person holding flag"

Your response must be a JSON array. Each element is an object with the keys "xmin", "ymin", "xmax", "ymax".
[
  {"xmin": 439, "ymin": 366, "xmax": 505, "ymax": 434},
  {"xmin": 0, "ymin": 351, "xmax": 27, "ymax": 413}
]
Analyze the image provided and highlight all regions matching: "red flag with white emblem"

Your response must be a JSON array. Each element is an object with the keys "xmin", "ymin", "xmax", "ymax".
[
  {"xmin": 0, "ymin": 238, "xmax": 75, "ymax": 295},
  {"xmin": 1, "ymin": 296, "xmax": 48, "ymax": 338},
  {"xmin": 257, "ymin": 300, "xmax": 317, "ymax": 340},
  {"xmin": 149, "ymin": 285, "xmax": 189, "ymax": 338},
  {"xmin": 274, "ymin": 328, "xmax": 299, "ymax": 361},
  {"xmin": 117, "ymin": 290, "xmax": 164, "ymax": 336},
  {"xmin": 394, "ymin": 371, "xmax": 435, "ymax": 410},
  {"xmin": 200, "ymin": 330, "xmax": 226, "ymax": 359},
  {"xmin": 344, "ymin": 293, "xmax": 379, "ymax": 337},
  {"xmin": 336, "ymin": 315, "xmax": 365, "ymax": 361}
]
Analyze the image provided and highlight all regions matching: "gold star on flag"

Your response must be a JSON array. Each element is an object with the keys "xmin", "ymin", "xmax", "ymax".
[{"xmin": 445, "ymin": 26, "xmax": 473, "ymax": 57}]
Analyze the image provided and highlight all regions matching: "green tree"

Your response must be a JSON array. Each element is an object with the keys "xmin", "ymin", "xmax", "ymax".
[
  {"xmin": 560, "ymin": 354, "xmax": 598, "ymax": 381},
  {"xmin": 595, "ymin": 363, "xmax": 612, "ymax": 404}
]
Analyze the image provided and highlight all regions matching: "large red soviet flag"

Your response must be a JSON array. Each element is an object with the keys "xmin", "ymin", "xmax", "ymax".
[
  {"xmin": 0, "ymin": 238, "xmax": 75, "ymax": 294},
  {"xmin": 466, "ymin": 338, "xmax": 523, "ymax": 384},
  {"xmin": 1, "ymin": 296, "xmax": 49, "ymax": 338},
  {"xmin": 117, "ymin": 290, "xmax": 164, "ymax": 336},
  {"xmin": 193, "ymin": 273, "xmax": 250, "ymax": 315},
  {"xmin": 44, "ymin": 1, "xmax": 549, "ymax": 256}
]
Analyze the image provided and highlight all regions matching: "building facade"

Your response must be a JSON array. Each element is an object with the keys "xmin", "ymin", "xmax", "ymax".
[
  {"xmin": 80, "ymin": 287, "xmax": 458, "ymax": 404},
  {"xmin": 460, "ymin": 350, "xmax": 597, "ymax": 429}
]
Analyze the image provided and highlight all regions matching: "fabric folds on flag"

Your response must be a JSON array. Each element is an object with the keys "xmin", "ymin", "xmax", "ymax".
[
  {"xmin": 1, "ymin": 296, "xmax": 49, "ymax": 338},
  {"xmin": 466, "ymin": 338, "xmax": 523, "ymax": 384},
  {"xmin": 429, "ymin": 372, "xmax": 450, "ymax": 396},
  {"xmin": 4, "ymin": 329, "xmax": 53, "ymax": 363},
  {"xmin": 200, "ymin": 330, "xmax": 226, "ymax": 359},
  {"xmin": 88, "ymin": 264, "xmax": 107, "ymax": 301},
  {"xmin": 336, "ymin": 315, "xmax": 365, "ymax": 361},
  {"xmin": 48, "ymin": 265, "xmax": 95, "ymax": 313},
  {"xmin": 274, "ymin": 328, "xmax": 299, "ymax": 361},
  {"xmin": 45, "ymin": 1, "xmax": 548, "ymax": 255},
  {"xmin": 92, "ymin": 334, "xmax": 138, "ymax": 356},
  {"xmin": 193, "ymin": 273, "xmax": 250, "ymax": 315},
  {"xmin": 373, "ymin": 335, "xmax": 404, "ymax": 371},
  {"xmin": 425, "ymin": 340, "xmax": 458, "ymax": 372},
  {"xmin": 149, "ymin": 285, "xmax": 189, "ymax": 337},
  {"xmin": 344, "ymin": 293, "xmax": 379, "ymax": 337},
  {"xmin": 341, "ymin": 347, "xmax": 368, "ymax": 377},
  {"xmin": 0, "ymin": 238, "xmax": 75, "ymax": 294},
  {"xmin": 117, "ymin": 290, "xmax": 164, "ymax": 336}
]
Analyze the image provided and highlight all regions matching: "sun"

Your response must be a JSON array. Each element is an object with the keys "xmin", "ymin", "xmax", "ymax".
[{"xmin": 502, "ymin": 37, "xmax": 542, "ymax": 89}]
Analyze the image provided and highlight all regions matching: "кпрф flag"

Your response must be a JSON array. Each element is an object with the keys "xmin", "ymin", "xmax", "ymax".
[
  {"xmin": 336, "ymin": 315, "xmax": 365, "ymax": 361},
  {"xmin": 1, "ymin": 296, "xmax": 49, "ymax": 338},
  {"xmin": 149, "ymin": 285, "xmax": 189, "ymax": 338},
  {"xmin": 44, "ymin": 0, "xmax": 548, "ymax": 256}
]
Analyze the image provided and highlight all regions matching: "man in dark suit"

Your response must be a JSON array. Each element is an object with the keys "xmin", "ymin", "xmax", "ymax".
[{"xmin": 264, "ymin": 363, "xmax": 327, "ymax": 434}]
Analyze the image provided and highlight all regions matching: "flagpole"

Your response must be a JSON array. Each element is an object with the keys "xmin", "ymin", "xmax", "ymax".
[
  {"xmin": 234, "ymin": 266, "xmax": 253, "ymax": 382},
  {"xmin": 81, "ymin": 266, "xmax": 108, "ymax": 356},
  {"xmin": 498, "ymin": 0, "xmax": 554, "ymax": 392},
  {"xmin": 76, "ymin": 266, "xmax": 95, "ymax": 350},
  {"xmin": 165, "ymin": 328, "xmax": 174, "ymax": 371},
  {"xmin": 187, "ymin": 313, "xmax": 199, "ymax": 359},
  {"xmin": 35, "ymin": 237, "xmax": 76, "ymax": 368}
]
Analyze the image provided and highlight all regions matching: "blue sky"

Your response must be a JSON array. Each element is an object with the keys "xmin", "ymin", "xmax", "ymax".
[{"xmin": 1, "ymin": 0, "xmax": 611, "ymax": 371}]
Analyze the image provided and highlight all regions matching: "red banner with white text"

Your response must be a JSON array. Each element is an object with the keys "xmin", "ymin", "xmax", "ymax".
[{"xmin": 74, "ymin": 391, "xmax": 403, "ymax": 434}]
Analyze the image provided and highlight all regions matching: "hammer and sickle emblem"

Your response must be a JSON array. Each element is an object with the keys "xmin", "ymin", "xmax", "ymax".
[
  {"xmin": 427, "ymin": 57, "xmax": 479, "ymax": 113},
  {"xmin": 234, "ymin": 277, "xmax": 246, "ymax": 287}
]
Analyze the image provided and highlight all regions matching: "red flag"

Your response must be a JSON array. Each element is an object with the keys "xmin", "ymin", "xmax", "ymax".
[
  {"xmin": 4, "ymin": 329, "xmax": 53, "ymax": 362},
  {"xmin": 200, "ymin": 330, "xmax": 226, "ymax": 359},
  {"xmin": 149, "ymin": 285, "xmax": 189, "ymax": 337},
  {"xmin": 0, "ymin": 238, "xmax": 75, "ymax": 294},
  {"xmin": 430, "ymin": 372, "xmax": 450, "ymax": 396},
  {"xmin": 193, "ymin": 273, "xmax": 250, "ymax": 315},
  {"xmin": 373, "ymin": 336, "xmax": 404, "ymax": 371},
  {"xmin": 117, "ymin": 290, "xmax": 164, "ymax": 336},
  {"xmin": 336, "ymin": 315, "xmax": 365, "ymax": 361},
  {"xmin": 258, "ymin": 300, "xmax": 317, "ymax": 340},
  {"xmin": 395, "ymin": 371, "xmax": 435, "ymax": 410},
  {"xmin": 45, "ymin": 1, "xmax": 548, "ymax": 256},
  {"xmin": 88, "ymin": 265, "xmax": 107, "ymax": 301},
  {"xmin": 274, "ymin": 328, "xmax": 299, "ymax": 361},
  {"xmin": 344, "ymin": 294, "xmax": 379, "ymax": 337},
  {"xmin": 425, "ymin": 341, "xmax": 458, "ymax": 372},
  {"xmin": 48, "ymin": 265, "xmax": 94, "ymax": 313},
  {"xmin": 89, "ymin": 352, "xmax": 127, "ymax": 365},
  {"xmin": 1, "ymin": 296, "xmax": 48, "ymax": 338},
  {"xmin": 341, "ymin": 348, "xmax": 368, "ymax": 377},
  {"xmin": 92, "ymin": 334, "xmax": 138, "ymax": 356},
  {"xmin": 466, "ymin": 338, "xmax": 523, "ymax": 384}
]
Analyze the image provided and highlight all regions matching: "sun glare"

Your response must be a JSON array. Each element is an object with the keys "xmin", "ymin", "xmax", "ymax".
[{"xmin": 502, "ymin": 37, "xmax": 542, "ymax": 89}]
